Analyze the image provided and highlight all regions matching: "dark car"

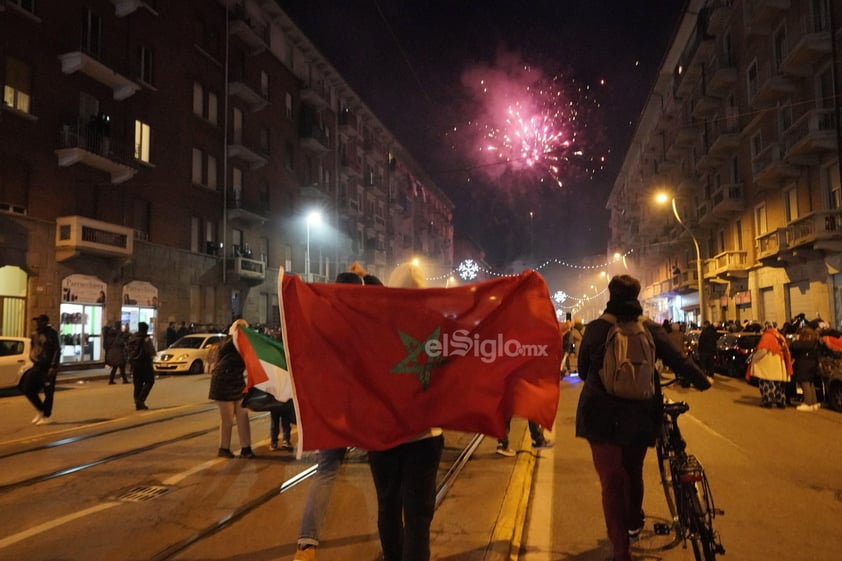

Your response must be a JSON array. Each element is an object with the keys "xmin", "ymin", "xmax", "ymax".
[
  {"xmin": 713, "ymin": 332, "xmax": 762, "ymax": 378},
  {"xmin": 684, "ymin": 328, "xmax": 726, "ymax": 366}
]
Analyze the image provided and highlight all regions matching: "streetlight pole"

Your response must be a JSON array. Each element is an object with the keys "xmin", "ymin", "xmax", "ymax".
[
  {"xmin": 305, "ymin": 211, "xmax": 321, "ymax": 283},
  {"xmin": 668, "ymin": 197, "xmax": 705, "ymax": 325}
]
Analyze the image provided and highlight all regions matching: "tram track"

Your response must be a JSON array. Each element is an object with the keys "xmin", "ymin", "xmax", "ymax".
[{"xmin": 150, "ymin": 433, "xmax": 485, "ymax": 561}]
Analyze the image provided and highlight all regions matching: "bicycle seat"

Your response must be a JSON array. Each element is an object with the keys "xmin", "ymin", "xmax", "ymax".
[{"xmin": 663, "ymin": 401, "xmax": 690, "ymax": 416}]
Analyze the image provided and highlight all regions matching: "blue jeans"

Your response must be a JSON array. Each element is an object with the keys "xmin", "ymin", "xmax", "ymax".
[
  {"xmin": 368, "ymin": 435, "xmax": 444, "ymax": 561},
  {"xmin": 298, "ymin": 447, "xmax": 347, "ymax": 547}
]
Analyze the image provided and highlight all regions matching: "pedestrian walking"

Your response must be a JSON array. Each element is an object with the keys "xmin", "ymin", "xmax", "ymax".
[
  {"xmin": 269, "ymin": 399, "xmax": 295, "ymax": 451},
  {"xmin": 697, "ymin": 321, "xmax": 719, "ymax": 377},
  {"xmin": 567, "ymin": 318, "xmax": 583, "ymax": 373},
  {"xmin": 575, "ymin": 274, "xmax": 711, "ymax": 561},
  {"xmin": 496, "ymin": 417, "xmax": 552, "ymax": 456},
  {"xmin": 104, "ymin": 320, "xmax": 129, "ymax": 384},
  {"xmin": 366, "ymin": 262, "xmax": 443, "ymax": 561},
  {"xmin": 291, "ymin": 266, "xmax": 374, "ymax": 561},
  {"xmin": 20, "ymin": 314, "xmax": 61, "ymax": 425},
  {"xmin": 126, "ymin": 321, "xmax": 156, "ymax": 410},
  {"xmin": 209, "ymin": 319, "xmax": 254, "ymax": 459},
  {"xmin": 748, "ymin": 325, "xmax": 792, "ymax": 408},
  {"xmin": 164, "ymin": 321, "xmax": 179, "ymax": 348}
]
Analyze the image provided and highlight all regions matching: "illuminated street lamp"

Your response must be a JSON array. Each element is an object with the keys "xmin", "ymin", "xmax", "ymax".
[
  {"xmin": 305, "ymin": 210, "xmax": 322, "ymax": 282},
  {"xmin": 655, "ymin": 192, "xmax": 705, "ymax": 324}
]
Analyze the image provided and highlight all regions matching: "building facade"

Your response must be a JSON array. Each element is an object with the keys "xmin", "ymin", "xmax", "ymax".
[
  {"xmin": 609, "ymin": 0, "xmax": 842, "ymax": 328},
  {"xmin": 0, "ymin": 0, "xmax": 454, "ymax": 365}
]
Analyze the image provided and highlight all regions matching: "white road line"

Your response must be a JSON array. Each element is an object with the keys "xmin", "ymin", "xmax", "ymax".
[{"xmin": 0, "ymin": 502, "xmax": 117, "ymax": 549}]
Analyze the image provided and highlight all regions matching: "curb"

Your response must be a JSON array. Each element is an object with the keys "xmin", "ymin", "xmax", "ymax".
[{"xmin": 484, "ymin": 424, "xmax": 537, "ymax": 561}]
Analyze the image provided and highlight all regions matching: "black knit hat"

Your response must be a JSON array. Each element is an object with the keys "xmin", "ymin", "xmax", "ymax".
[{"xmin": 363, "ymin": 274, "xmax": 383, "ymax": 286}]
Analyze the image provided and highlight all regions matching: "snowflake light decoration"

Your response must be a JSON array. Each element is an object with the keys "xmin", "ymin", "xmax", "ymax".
[
  {"xmin": 553, "ymin": 290, "xmax": 567, "ymax": 304},
  {"xmin": 457, "ymin": 259, "xmax": 480, "ymax": 280}
]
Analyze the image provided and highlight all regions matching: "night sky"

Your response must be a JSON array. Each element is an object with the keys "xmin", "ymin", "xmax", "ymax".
[{"xmin": 281, "ymin": 1, "xmax": 685, "ymax": 271}]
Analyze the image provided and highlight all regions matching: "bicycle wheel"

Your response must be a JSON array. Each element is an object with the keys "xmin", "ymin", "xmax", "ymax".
[{"xmin": 684, "ymin": 482, "xmax": 718, "ymax": 561}]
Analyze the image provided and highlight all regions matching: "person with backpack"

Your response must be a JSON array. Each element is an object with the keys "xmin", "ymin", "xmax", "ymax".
[
  {"xmin": 575, "ymin": 274, "xmax": 711, "ymax": 561},
  {"xmin": 126, "ymin": 322, "xmax": 156, "ymax": 410}
]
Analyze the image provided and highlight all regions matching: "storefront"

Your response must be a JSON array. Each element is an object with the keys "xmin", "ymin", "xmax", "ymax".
[
  {"xmin": 121, "ymin": 281, "xmax": 158, "ymax": 346},
  {"xmin": 59, "ymin": 274, "xmax": 106, "ymax": 365}
]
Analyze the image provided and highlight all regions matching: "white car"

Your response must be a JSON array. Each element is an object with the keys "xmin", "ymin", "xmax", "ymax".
[
  {"xmin": 152, "ymin": 333, "xmax": 226, "ymax": 374},
  {"xmin": 0, "ymin": 337, "xmax": 32, "ymax": 389}
]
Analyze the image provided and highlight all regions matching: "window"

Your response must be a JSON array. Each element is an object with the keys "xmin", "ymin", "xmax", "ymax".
[
  {"xmin": 773, "ymin": 23, "xmax": 786, "ymax": 71},
  {"xmin": 750, "ymin": 131, "xmax": 762, "ymax": 158},
  {"xmin": 260, "ymin": 71, "xmax": 269, "ymax": 97},
  {"xmin": 784, "ymin": 186, "xmax": 798, "ymax": 223},
  {"xmin": 260, "ymin": 127, "xmax": 269, "ymax": 154},
  {"xmin": 232, "ymin": 167, "xmax": 242, "ymax": 206},
  {"xmin": 81, "ymin": 9, "xmax": 102, "ymax": 57},
  {"xmin": 8, "ymin": 1, "xmax": 36, "ymax": 14},
  {"xmin": 134, "ymin": 120, "xmax": 151, "ymax": 162},
  {"xmin": 824, "ymin": 162, "xmax": 840, "ymax": 209},
  {"xmin": 816, "ymin": 64, "xmax": 833, "ymax": 108},
  {"xmin": 193, "ymin": 82, "xmax": 203, "ymax": 116},
  {"xmin": 191, "ymin": 148, "xmax": 202, "ymax": 183},
  {"xmin": 779, "ymin": 102, "xmax": 792, "ymax": 134},
  {"xmin": 3, "ymin": 56, "xmax": 31, "ymax": 113},
  {"xmin": 285, "ymin": 141, "xmax": 295, "ymax": 170},
  {"xmin": 207, "ymin": 154, "xmax": 217, "ymax": 190},
  {"xmin": 207, "ymin": 92, "xmax": 218, "ymax": 125},
  {"xmin": 285, "ymin": 92, "xmax": 293, "ymax": 119},
  {"xmin": 138, "ymin": 45, "xmax": 154, "ymax": 85},
  {"xmin": 232, "ymin": 107, "xmax": 243, "ymax": 144},
  {"xmin": 191, "ymin": 217, "xmax": 200, "ymax": 253},
  {"xmin": 735, "ymin": 219, "xmax": 744, "ymax": 251},
  {"xmin": 747, "ymin": 60, "xmax": 758, "ymax": 101},
  {"xmin": 755, "ymin": 202, "xmax": 768, "ymax": 236}
]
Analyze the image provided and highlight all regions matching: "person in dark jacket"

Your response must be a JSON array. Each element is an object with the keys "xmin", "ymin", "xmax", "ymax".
[
  {"xmin": 104, "ymin": 320, "xmax": 129, "ymax": 384},
  {"xmin": 21, "ymin": 314, "xmax": 61, "ymax": 425},
  {"xmin": 697, "ymin": 321, "xmax": 720, "ymax": 378},
  {"xmin": 789, "ymin": 326, "xmax": 821, "ymax": 411},
  {"xmin": 127, "ymin": 321, "xmax": 156, "ymax": 410},
  {"xmin": 208, "ymin": 319, "xmax": 254, "ymax": 459},
  {"xmin": 575, "ymin": 275, "xmax": 711, "ymax": 561}
]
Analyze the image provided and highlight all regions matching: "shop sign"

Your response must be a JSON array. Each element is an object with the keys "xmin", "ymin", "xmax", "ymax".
[
  {"xmin": 123, "ymin": 281, "xmax": 158, "ymax": 307},
  {"xmin": 735, "ymin": 291, "xmax": 751, "ymax": 305},
  {"xmin": 61, "ymin": 275, "xmax": 106, "ymax": 304}
]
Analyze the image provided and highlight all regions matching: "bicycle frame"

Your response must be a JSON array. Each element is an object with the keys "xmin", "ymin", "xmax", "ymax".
[{"xmin": 654, "ymin": 399, "xmax": 725, "ymax": 561}]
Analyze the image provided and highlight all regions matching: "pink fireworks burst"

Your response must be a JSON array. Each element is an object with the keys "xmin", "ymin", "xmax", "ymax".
[{"xmin": 454, "ymin": 51, "xmax": 605, "ymax": 188}]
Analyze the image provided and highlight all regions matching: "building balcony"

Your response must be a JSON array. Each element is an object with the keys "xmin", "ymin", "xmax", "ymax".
[
  {"xmin": 227, "ymin": 142, "xmax": 268, "ymax": 169},
  {"xmin": 300, "ymin": 83, "xmax": 329, "ymax": 110},
  {"xmin": 782, "ymin": 108, "xmax": 836, "ymax": 165},
  {"xmin": 707, "ymin": 0, "xmax": 735, "ymax": 36},
  {"xmin": 228, "ymin": 16, "xmax": 269, "ymax": 55},
  {"xmin": 58, "ymin": 51, "xmax": 140, "ymax": 100},
  {"xmin": 750, "ymin": 61, "xmax": 797, "ymax": 107},
  {"xmin": 744, "ymin": 0, "xmax": 790, "ymax": 35},
  {"xmin": 338, "ymin": 109, "xmax": 358, "ymax": 137},
  {"xmin": 706, "ymin": 53, "xmax": 737, "ymax": 96},
  {"xmin": 696, "ymin": 149, "xmax": 724, "ymax": 172},
  {"xmin": 705, "ymin": 250, "xmax": 750, "ymax": 281},
  {"xmin": 55, "ymin": 215, "xmax": 134, "ymax": 262},
  {"xmin": 751, "ymin": 143, "xmax": 800, "ymax": 189},
  {"xmin": 228, "ymin": 80, "xmax": 269, "ymax": 113},
  {"xmin": 364, "ymin": 248, "xmax": 387, "ymax": 265},
  {"xmin": 707, "ymin": 121, "xmax": 741, "ymax": 158},
  {"xmin": 110, "ymin": 0, "xmax": 158, "ymax": 17},
  {"xmin": 340, "ymin": 154, "xmax": 363, "ymax": 178},
  {"xmin": 673, "ymin": 267, "xmax": 700, "ymax": 295},
  {"xmin": 787, "ymin": 210, "xmax": 842, "ymax": 253},
  {"xmin": 227, "ymin": 256, "xmax": 266, "ymax": 284},
  {"xmin": 656, "ymin": 159, "xmax": 679, "ymax": 174},
  {"xmin": 692, "ymin": 91, "xmax": 719, "ymax": 119},
  {"xmin": 674, "ymin": 125, "xmax": 700, "ymax": 147},
  {"xmin": 299, "ymin": 122, "xmax": 330, "ymax": 154},
  {"xmin": 709, "ymin": 183, "xmax": 744, "ymax": 220},
  {"xmin": 227, "ymin": 198, "xmax": 267, "ymax": 226},
  {"xmin": 780, "ymin": 14, "xmax": 832, "ymax": 76},
  {"xmin": 756, "ymin": 227, "xmax": 789, "ymax": 264},
  {"xmin": 55, "ymin": 119, "xmax": 138, "ymax": 184}
]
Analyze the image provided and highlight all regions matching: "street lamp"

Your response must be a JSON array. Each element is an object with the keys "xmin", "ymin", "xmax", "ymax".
[
  {"xmin": 655, "ymin": 193, "xmax": 705, "ymax": 324},
  {"xmin": 305, "ymin": 210, "xmax": 322, "ymax": 282}
]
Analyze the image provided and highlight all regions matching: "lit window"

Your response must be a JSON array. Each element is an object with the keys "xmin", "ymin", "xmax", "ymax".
[
  {"xmin": 134, "ymin": 120, "xmax": 151, "ymax": 162},
  {"xmin": 207, "ymin": 92, "xmax": 218, "ymax": 125},
  {"xmin": 3, "ymin": 56, "xmax": 32, "ymax": 113}
]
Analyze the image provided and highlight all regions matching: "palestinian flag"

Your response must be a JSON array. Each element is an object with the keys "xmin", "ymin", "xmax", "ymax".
[
  {"xmin": 231, "ymin": 325, "xmax": 292, "ymax": 403},
  {"xmin": 279, "ymin": 269, "xmax": 561, "ymax": 452}
]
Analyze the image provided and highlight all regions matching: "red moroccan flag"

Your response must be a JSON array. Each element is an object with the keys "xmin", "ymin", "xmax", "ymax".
[{"xmin": 279, "ymin": 270, "xmax": 561, "ymax": 451}]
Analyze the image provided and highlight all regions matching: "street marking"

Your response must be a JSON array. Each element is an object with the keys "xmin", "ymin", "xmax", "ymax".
[{"xmin": 0, "ymin": 502, "xmax": 118, "ymax": 549}]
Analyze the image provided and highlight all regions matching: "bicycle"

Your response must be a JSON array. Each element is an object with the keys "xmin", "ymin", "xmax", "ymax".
[{"xmin": 650, "ymin": 378, "xmax": 725, "ymax": 561}]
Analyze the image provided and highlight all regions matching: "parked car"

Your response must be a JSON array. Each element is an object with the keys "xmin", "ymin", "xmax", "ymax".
[
  {"xmin": 818, "ymin": 354, "xmax": 842, "ymax": 411},
  {"xmin": 152, "ymin": 333, "xmax": 226, "ymax": 374},
  {"xmin": 0, "ymin": 336, "xmax": 32, "ymax": 389},
  {"xmin": 713, "ymin": 332, "xmax": 762, "ymax": 379}
]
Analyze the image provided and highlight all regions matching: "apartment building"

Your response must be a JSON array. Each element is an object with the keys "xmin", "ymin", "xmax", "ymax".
[
  {"xmin": 608, "ymin": 0, "xmax": 842, "ymax": 328},
  {"xmin": 0, "ymin": 0, "xmax": 453, "ymax": 366}
]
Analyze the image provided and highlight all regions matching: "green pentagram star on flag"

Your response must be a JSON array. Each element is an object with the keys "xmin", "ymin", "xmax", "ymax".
[{"xmin": 390, "ymin": 327, "xmax": 448, "ymax": 390}]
